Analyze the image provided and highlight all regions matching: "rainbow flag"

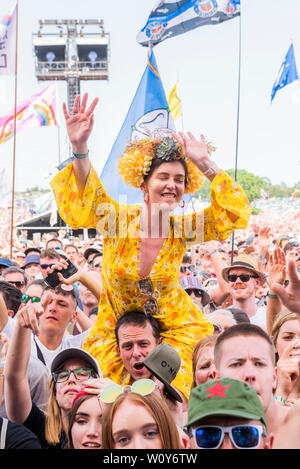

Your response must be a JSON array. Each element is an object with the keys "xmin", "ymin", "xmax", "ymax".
[{"xmin": 0, "ymin": 83, "xmax": 57, "ymax": 144}]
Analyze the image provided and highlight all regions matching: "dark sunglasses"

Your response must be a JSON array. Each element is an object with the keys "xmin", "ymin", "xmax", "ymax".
[
  {"xmin": 228, "ymin": 274, "xmax": 257, "ymax": 283},
  {"xmin": 8, "ymin": 281, "xmax": 25, "ymax": 288},
  {"xmin": 180, "ymin": 265, "xmax": 196, "ymax": 273},
  {"xmin": 40, "ymin": 263, "xmax": 55, "ymax": 270},
  {"xmin": 93, "ymin": 262, "xmax": 101, "ymax": 268},
  {"xmin": 191, "ymin": 425, "xmax": 266, "ymax": 449},
  {"xmin": 138, "ymin": 278, "xmax": 159, "ymax": 316},
  {"xmin": 185, "ymin": 288, "xmax": 203, "ymax": 298},
  {"xmin": 52, "ymin": 367, "xmax": 95, "ymax": 383},
  {"xmin": 22, "ymin": 294, "xmax": 41, "ymax": 304}
]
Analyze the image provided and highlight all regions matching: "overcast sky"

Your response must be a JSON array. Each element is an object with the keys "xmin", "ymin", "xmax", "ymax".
[{"xmin": 1, "ymin": 0, "xmax": 300, "ymax": 193}]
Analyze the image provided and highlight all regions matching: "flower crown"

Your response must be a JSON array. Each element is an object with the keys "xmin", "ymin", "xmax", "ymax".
[{"xmin": 118, "ymin": 136, "xmax": 216, "ymax": 194}]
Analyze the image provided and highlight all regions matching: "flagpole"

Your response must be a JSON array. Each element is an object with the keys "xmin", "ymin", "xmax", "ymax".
[
  {"xmin": 231, "ymin": 2, "xmax": 242, "ymax": 264},
  {"xmin": 10, "ymin": 0, "xmax": 18, "ymax": 259}
]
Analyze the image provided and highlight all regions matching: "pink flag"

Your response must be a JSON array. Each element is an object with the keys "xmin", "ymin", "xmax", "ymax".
[
  {"xmin": 0, "ymin": 83, "xmax": 57, "ymax": 144},
  {"xmin": 0, "ymin": 3, "xmax": 17, "ymax": 75}
]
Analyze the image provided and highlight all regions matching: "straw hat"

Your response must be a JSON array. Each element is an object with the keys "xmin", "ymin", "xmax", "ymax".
[{"xmin": 221, "ymin": 254, "xmax": 266, "ymax": 285}]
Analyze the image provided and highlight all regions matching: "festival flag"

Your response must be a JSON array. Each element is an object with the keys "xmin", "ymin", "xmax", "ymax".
[
  {"xmin": 0, "ymin": 3, "xmax": 17, "ymax": 75},
  {"xmin": 100, "ymin": 49, "xmax": 176, "ymax": 204},
  {"xmin": 271, "ymin": 43, "xmax": 299, "ymax": 102},
  {"xmin": 0, "ymin": 83, "xmax": 57, "ymax": 144},
  {"xmin": 167, "ymin": 82, "xmax": 182, "ymax": 120},
  {"xmin": 137, "ymin": 0, "xmax": 240, "ymax": 47}
]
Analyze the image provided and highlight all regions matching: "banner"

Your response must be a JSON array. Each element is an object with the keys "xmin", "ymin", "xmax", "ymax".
[
  {"xmin": 137, "ymin": 0, "xmax": 240, "ymax": 47},
  {"xmin": 167, "ymin": 82, "xmax": 182, "ymax": 120},
  {"xmin": 271, "ymin": 42, "xmax": 299, "ymax": 102},
  {"xmin": 0, "ymin": 3, "xmax": 17, "ymax": 75},
  {"xmin": 100, "ymin": 49, "xmax": 176, "ymax": 204},
  {"xmin": 0, "ymin": 83, "xmax": 57, "ymax": 144}
]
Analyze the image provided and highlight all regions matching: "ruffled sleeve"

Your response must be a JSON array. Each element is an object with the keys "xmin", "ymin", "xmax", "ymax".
[
  {"xmin": 174, "ymin": 170, "xmax": 251, "ymax": 245},
  {"xmin": 50, "ymin": 162, "xmax": 119, "ymax": 232}
]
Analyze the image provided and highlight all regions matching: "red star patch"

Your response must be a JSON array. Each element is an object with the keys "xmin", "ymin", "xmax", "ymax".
[{"xmin": 206, "ymin": 381, "xmax": 231, "ymax": 398}]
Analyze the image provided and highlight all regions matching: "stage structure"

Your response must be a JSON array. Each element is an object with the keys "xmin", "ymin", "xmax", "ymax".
[{"xmin": 32, "ymin": 18, "xmax": 110, "ymax": 113}]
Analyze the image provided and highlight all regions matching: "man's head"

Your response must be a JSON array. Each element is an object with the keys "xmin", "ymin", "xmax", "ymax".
[
  {"xmin": 222, "ymin": 255, "xmax": 265, "ymax": 303},
  {"xmin": 0, "ymin": 280, "xmax": 22, "ymax": 317},
  {"xmin": 179, "ymin": 253, "xmax": 194, "ymax": 280},
  {"xmin": 0, "ymin": 258, "xmax": 13, "ymax": 275},
  {"xmin": 180, "ymin": 275, "xmax": 210, "ymax": 310},
  {"xmin": 284, "ymin": 240, "xmax": 300, "ymax": 262},
  {"xmin": 214, "ymin": 323, "xmax": 276, "ymax": 412},
  {"xmin": 115, "ymin": 310, "xmax": 161, "ymax": 381},
  {"xmin": 46, "ymin": 238, "xmax": 63, "ymax": 251},
  {"xmin": 39, "ymin": 284, "xmax": 78, "ymax": 338},
  {"xmin": 79, "ymin": 277, "xmax": 99, "ymax": 311},
  {"xmin": 187, "ymin": 377, "xmax": 273, "ymax": 449},
  {"xmin": 2, "ymin": 266, "xmax": 29, "ymax": 293},
  {"xmin": 64, "ymin": 244, "xmax": 79, "ymax": 265},
  {"xmin": 39, "ymin": 248, "xmax": 61, "ymax": 279}
]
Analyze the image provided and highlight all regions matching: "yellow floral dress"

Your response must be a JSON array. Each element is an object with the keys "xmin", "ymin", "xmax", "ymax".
[{"xmin": 50, "ymin": 163, "xmax": 251, "ymax": 399}]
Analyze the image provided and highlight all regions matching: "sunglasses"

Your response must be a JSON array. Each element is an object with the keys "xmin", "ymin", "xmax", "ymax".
[
  {"xmin": 99, "ymin": 379, "xmax": 156, "ymax": 404},
  {"xmin": 22, "ymin": 294, "xmax": 41, "ymax": 304},
  {"xmin": 185, "ymin": 288, "xmax": 203, "ymax": 298},
  {"xmin": 93, "ymin": 262, "xmax": 101, "ymax": 268},
  {"xmin": 8, "ymin": 281, "xmax": 25, "ymax": 288},
  {"xmin": 180, "ymin": 265, "xmax": 196, "ymax": 273},
  {"xmin": 138, "ymin": 278, "xmax": 159, "ymax": 315},
  {"xmin": 191, "ymin": 425, "xmax": 266, "ymax": 449},
  {"xmin": 40, "ymin": 263, "xmax": 56, "ymax": 270},
  {"xmin": 52, "ymin": 367, "xmax": 95, "ymax": 383},
  {"xmin": 227, "ymin": 274, "xmax": 257, "ymax": 283}
]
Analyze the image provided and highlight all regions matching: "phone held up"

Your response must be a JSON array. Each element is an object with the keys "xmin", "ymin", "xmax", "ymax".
[{"xmin": 45, "ymin": 258, "xmax": 78, "ymax": 288}]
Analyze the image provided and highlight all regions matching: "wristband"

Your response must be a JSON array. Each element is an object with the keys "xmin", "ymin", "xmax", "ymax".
[
  {"xmin": 274, "ymin": 394, "xmax": 287, "ymax": 405},
  {"xmin": 72, "ymin": 150, "xmax": 89, "ymax": 159},
  {"xmin": 202, "ymin": 161, "xmax": 220, "ymax": 179},
  {"xmin": 267, "ymin": 292, "xmax": 278, "ymax": 299}
]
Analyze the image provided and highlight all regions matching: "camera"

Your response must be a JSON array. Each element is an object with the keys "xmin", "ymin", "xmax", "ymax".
[{"xmin": 45, "ymin": 258, "xmax": 78, "ymax": 288}]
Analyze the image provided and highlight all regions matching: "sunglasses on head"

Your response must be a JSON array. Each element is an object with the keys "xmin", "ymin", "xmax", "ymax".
[
  {"xmin": 185, "ymin": 288, "xmax": 203, "ymax": 298},
  {"xmin": 138, "ymin": 278, "xmax": 159, "ymax": 316},
  {"xmin": 180, "ymin": 265, "xmax": 196, "ymax": 273},
  {"xmin": 98, "ymin": 379, "xmax": 156, "ymax": 404},
  {"xmin": 191, "ymin": 425, "xmax": 266, "ymax": 449},
  {"xmin": 228, "ymin": 274, "xmax": 257, "ymax": 283},
  {"xmin": 52, "ymin": 367, "xmax": 96, "ymax": 383},
  {"xmin": 213, "ymin": 324, "xmax": 223, "ymax": 335},
  {"xmin": 22, "ymin": 294, "xmax": 41, "ymax": 304}
]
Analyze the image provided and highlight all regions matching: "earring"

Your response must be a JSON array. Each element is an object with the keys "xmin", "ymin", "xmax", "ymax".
[
  {"xmin": 179, "ymin": 199, "xmax": 185, "ymax": 208},
  {"xmin": 144, "ymin": 193, "xmax": 150, "ymax": 204}
]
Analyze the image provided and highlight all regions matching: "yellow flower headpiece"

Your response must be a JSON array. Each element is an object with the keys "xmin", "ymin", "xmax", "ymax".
[{"xmin": 118, "ymin": 136, "xmax": 216, "ymax": 194}]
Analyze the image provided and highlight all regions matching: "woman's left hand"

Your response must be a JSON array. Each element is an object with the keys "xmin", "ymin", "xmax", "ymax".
[{"xmin": 173, "ymin": 131, "xmax": 210, "ymax": 166}]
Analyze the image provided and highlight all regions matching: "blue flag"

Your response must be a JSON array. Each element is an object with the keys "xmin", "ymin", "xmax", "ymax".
[
  {"xmin": 137, "ymin": 0, "xmax": 240, "ymax": 47},
  {"xmin": 271, "ymin": 43, "xmax": 299, "ymax": 102},
  {"xmin": 100, "ymin": 49, "xmax": 175, "ymax": 204}
]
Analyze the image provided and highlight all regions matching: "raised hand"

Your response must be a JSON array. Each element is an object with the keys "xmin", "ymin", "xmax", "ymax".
[
  {"xmin": 173, "ymin": 132, "xmax": 210, "ymax": 166},
  {"xmin": 63, "ymin": 93, "xmax": 99, "ymax": 151},
  {"xmin": 276, "ymin": 339, "xmax": 300, "ymax": 401},
  {"xmin": 267, "ymin": 247, "xmax": 286, "ymax": 288},
  {"xmin": 271, "ymin": 259, "xmax": 300, "ymax": 314}
]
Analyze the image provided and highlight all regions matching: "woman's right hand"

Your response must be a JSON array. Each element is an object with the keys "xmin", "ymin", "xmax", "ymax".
[{"xmin": 63, "ymin": 93, "xmax": 99, "ymax": 151}]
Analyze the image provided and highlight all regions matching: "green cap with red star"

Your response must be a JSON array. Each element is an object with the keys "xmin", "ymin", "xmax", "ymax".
[{"xmin": 187, "ymin": 378, "xmax": 267, "ymax": 429}]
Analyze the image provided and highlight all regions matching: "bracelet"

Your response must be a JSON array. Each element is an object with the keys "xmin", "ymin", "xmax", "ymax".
[
  {"xmin": 72, "ymin": 150, "xmax": 89, "ymax": 159},
  {"xmin": 267, "ymin": 292, "xmax": 278, "ymax": 299},
  {"xmin": 202, "ymin": 161, "xmax": 220, "ymax": 179},
  {"xmin": 274, "ymin": 394, "xmax": 287, "ymax": 405}
]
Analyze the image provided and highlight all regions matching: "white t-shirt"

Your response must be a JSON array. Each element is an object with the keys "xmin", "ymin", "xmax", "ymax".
[
  {"xmin": 3, "ymin": 317, "xmax": 91, "ymax": 371},
  {"xmin": 249, "ymin": 305, "xmax": 267, "ymax": 330}
]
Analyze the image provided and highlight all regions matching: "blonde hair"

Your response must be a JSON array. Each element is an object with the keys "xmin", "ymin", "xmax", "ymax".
[
  {"xmin": 101, "ymin": 391, "xmax": 182, "ymax": 449},
  {"xmin": 44, "ymin": 377, "xmax": 63, "ymax": 445},
  {"xmin": 271, "ymin": 309, "xmax": 298, "ymax": 349},
  {"xmin": 191, "ymin": 335, "xmax": 217, "ymax": 389}
]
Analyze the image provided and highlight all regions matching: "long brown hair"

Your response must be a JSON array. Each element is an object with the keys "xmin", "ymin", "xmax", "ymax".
[{"xmin": 101, "ymin": 391, "xmax": 182, "ymax": 449}]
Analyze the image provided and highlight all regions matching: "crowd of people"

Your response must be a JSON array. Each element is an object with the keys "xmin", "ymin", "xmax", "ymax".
[{"xmin": 0, "ymin": 93, "xmax": 299, "ymax": 450}]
